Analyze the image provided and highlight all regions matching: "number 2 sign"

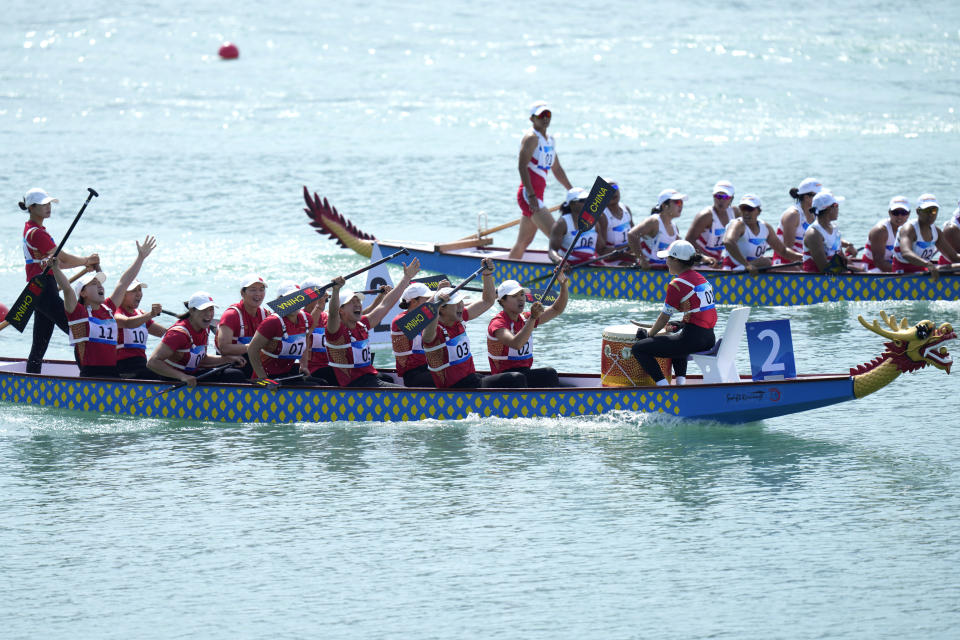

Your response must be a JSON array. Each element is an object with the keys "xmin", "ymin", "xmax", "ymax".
[{"xmin": 746, "ymin": 319, "xmax": 797, "ymax": 381}]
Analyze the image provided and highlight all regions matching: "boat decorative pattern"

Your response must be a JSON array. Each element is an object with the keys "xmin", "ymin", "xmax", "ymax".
[{"xmin": 850, "ymin": 312, "xmax": 955, "ymax": 398}]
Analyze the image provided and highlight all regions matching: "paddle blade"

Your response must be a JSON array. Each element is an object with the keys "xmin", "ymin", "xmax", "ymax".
[
  {"xmin": 577, "ymin": 176, "xmax": 616, "ymax": 232},
  {"xmin": 411, "ymin": 274, "xmax": 450, "ymax": 291},
  {"xmin": 525, "ymin": 288, "xmax": 558, "ymax": 305},
  {"xmin": 5, "ymin": 276, "xmax": 48, "ymax": 332},
  {"xmin": 397, "ymin": 301, "xmax": 439, "ymax": 340},
  {"xmin": 266, "ymin": 286, "xmax": 325, "ymax": 315}
]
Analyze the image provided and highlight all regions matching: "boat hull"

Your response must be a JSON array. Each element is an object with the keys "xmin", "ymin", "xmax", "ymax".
[
  {"xmin": 377, "ymin": 241, "xmax": 960, "ymax": 305},
  {"xmin": 0, "ymin": 359, "xmax": 854, "ymax": 425}
]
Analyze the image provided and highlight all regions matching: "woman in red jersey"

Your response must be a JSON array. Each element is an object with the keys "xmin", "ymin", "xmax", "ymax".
[
  {"xmin": 391, "ymin": 277, "xmax": 450, "ymax": 388},
  {"xmin": 50, "ymin": 236, "xmax": 156, "ymax": 378},
  {"xmin": 486, "ymin": 271, "xmax": 568, "ymax": 388},
  {"xmin": 299, "ymin": 276, "xmax": 336, "ymax": 385},
  {"xmin": 215, "ymin": 274, "xmax": 268, "ymax": 378},
  {"xmin": 147, "ymin": 292, "xmax": 247, "ymax": 386},
  {"xmin": 19, "ymin": 188, "xmax": 100, "ymax": 373},
  {"xmin": 115, "ymin": 279, "xmax": 167, "ymax": 378},
  {"xmin": 326, "ymin": 258, "xmax": 421, "ymax": 387},
  {"xmin": 248, "ymin": 281, "xmax": 312, "ymax": 384},
  {"xmin": 630, "ymin": 240, "xmax": 717, "ymax": 387}
]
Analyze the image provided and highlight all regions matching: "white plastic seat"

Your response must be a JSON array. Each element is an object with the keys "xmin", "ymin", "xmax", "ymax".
[{"xmin": 692, "ymin": 307, "xmax": 751, "ymax": 383}]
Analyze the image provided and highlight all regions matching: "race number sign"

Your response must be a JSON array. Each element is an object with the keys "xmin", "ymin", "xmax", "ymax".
[{"xmin": 746, "ymin": 319, "xmax": 797, "ymax": 381}]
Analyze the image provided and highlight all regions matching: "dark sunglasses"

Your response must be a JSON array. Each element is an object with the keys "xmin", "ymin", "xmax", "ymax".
[
  {"xmin": 891, "ymin": 209, "xmax": 910, "ymax": 217},
  {"xmin": 920, "ymin": 207, "xmax": 939, "ymax": 214},
  {"xmin": 739, "ymin": 204, "xmax": 758, "ymax": 213},
  {"xmin": 713, "ymin": 193, "xmax": 732, "ymax": 200},
  {"xmin": 537, "ymin": 110, "xmax": 552, "ymax": 119}
]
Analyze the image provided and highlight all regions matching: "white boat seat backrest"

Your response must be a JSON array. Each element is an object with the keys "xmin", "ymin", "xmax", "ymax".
[{"xmin": 692, "ymin": 306, "xmax": 751, "ymax": 383}]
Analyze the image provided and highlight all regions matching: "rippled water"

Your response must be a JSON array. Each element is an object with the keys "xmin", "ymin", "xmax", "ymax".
[{"xmin": 2, "ymin": 1, "xmax": 960, "ymax": 637}]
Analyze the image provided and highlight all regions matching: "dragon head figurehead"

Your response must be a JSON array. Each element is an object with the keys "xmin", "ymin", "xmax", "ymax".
[{"xmin": 852, "ymin": 311, "xmax": 955, "ymax": 398}]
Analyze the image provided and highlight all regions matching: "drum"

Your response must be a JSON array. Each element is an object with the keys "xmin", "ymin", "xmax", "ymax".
[{"xmin": 600, "ymin": 324, "xmax": 672, "ymax": 387}]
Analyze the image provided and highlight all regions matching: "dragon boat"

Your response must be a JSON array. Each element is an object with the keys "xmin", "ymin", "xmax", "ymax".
[
  {"xmin": 303, "ymin": 187, "xmax": 960, "ymax": 305},
  {"xmin": 0, "ymin": 312, "xmax": 952, "ymax": 425}
]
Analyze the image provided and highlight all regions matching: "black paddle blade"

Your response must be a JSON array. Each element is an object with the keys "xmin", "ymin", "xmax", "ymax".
[
  {"xmin": 411, "ymin": 275, "xmax": 449, "ymax": 291},
  {"xmin": 525, "ymin": 288, "xmax": 558, "ymax": 305},
  {"xmin": 578, "ymin": 176, "xmax": 615, "ymax": 232},
  {"xmin": 5, "ymin": 275, "xmax": 49, "ymax": 332},
  {"xmin": 397, "ymin": 301, "xmax": 440, "ymax": 340},
  {"xmin": 266, "ymin": 286, "xmax": 326, "ymax": 315}
]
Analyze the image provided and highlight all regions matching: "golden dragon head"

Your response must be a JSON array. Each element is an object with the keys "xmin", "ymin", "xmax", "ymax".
[{"xmin": 857, "ymin": 311, "xmax": 955, "ymax": 374}]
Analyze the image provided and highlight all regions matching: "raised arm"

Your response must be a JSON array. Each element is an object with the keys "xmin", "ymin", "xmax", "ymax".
[
  {"xmin": 464, "ymin": 258, "xmax": 497, "ymax": 318},
  {"xmin": 50, "ymin": 257, "xmax": 78, "ymax": 314},
  {"xmin": 367, "ymin": 258, "xmax": 421, "ymax": 327},
  {"xmin": 538, "ymin": 271, "xmax": 568, "ymax": 324},
  {"xmin": 109, "ymin": 236, "xmax": 156, "ymax": 307}
]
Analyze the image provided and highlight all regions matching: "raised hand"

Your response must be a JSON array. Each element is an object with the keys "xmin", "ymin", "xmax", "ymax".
[
  {"xmin": 403, "ymin": 257, "xmax": 421, "ymax": 280},
  {"xmin": 137, "ymin": 236, "xmax": 157, "ymax": 259}
]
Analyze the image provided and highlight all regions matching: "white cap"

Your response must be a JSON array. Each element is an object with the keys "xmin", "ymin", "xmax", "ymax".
[
  {"xmin": 530, "ymin": 101, "xmax": 550, "ymax": 117},
  {"xmin": 434, "ymin": 286, "xmax": 468, "ymax": 306},
  {"xmin": 657, "ymin": 239, "xmax": 697, "ymax": 261},
  {"xmin": 125, "ymin": 279, "xmax": 147, "ymax": 292},
  {"xmin": 917, "ymin": 193, "xmax": 940, "ymax": 210},
  {"xmin": 276, "ymin": 280, "xmax": 300, "ymax": 297},
  {"xmin": 564, "ymin": 187, "xmax": 588, "ymax": 205},
  {"xmin": 657, "ymin": 188, "xmax": 687, "ymax": 206},
  {"xmin": 712, "ymin": 180, "xmax": 735, "ymax": 197},
  {"xmin": 337, "ymin": 288, "xmax": 362, "ymax": 307},
  {"xmin": 73, "ymin": 271, "xmax": 106, "ymax": 299},
  {"xmin": 23, "ymin": 188, "xmax": 58, "ymax": 208},
  {"xmin": 497, "ymin": 279, "xmax": 530, "ymax": 299},
  {"xmin": 888, "ymin": 196, "xmax": 910, "ymax": 212},
  {"xmin": 811, "ymin": 190, "xmax": 845, "ymax": 214},
  {"xmin": 739, "ymin": 194, "xmax": 762, "ymax": 209},
  {"xmin": 402, "ymin": 282, "xmax": 432, "ymax": 302},
  {"xmin": 797, "ymin": 177, "xmax": 822, "ymax": 196},
  {"xmin": 187, "ymin": 291, "xmax": 216, "ymax": 311},
  {"xmin": 240, "ymin": 273, "xmax": 266, "ymax": 289},
  {"xmin": 300, "ymin": 276, "xmax": 325, "ymax": 291}
]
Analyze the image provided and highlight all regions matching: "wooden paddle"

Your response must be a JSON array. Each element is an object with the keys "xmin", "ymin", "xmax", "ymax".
[
  {"xmin": 266, "ymin": 248, "xmax": 410, "ymax": 315},
  {"xmin": 396, "ymin": 265, "xmax": 485, "ymax": 340},
  {"xmin": 456, "ymin": 204, "xmax": 563, "ymax": 241},
  {"xmin": 537, "ymin": 176, "xmax": 615, "ymax": 301},
  {"xmin": 136, "ymin": 363, "xmax": 233, "ymax": 405},
  {"xmin": 4, "ymin": 188, "xmax": 99, "ymax": 332}
]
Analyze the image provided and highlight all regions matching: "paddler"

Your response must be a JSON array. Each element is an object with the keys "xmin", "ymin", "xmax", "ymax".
[
  {"xmin": 19, "ymin": 188, "xmax": 100, "ymax": 373},
  {"xmin": 421, "ymin": 260, "xmax": 509, "ymax": 388},
  {"xmin": 774, "ymin": 177, "xmax": 821, "ymax": 264},
  {"xmin": 942, "ymin": 198, "xmax": 960, "ymax": 263},
  {"xmin": 802, "ymin": 191, "xmax": 857, "ymax": 273},
  {"xmin": 147, "ymin": 292, "xmax": 247, "ymax": 386},
  {"xmin": 486, "ymin": 273, "xmax": 569, "ymax": 387},
  {"xmin": 547, "ymin": 188, "xmax": 604, "ymax": 265},
  {"xmin": 326, "ymin": 258, "xmax": 421, "ymax": 387},
  {"xmin": 392, "ymin": 277, "xmax": 452, "ymax": 388},
  {"xmin": 685, "ymin": 180, "xmax": 738, "ymax": 267},
  {"xmin": 721, "ymin": 195, "xmax": 801, "ymax": 272},
  {"xmin": 300, "ymin": 276, "xmax": 336, "ymax": 386},
  {"xmin": 215, "ymin": 274, "xmax": 268, "ymax": 378},
  {"xmin": 115, "ymin": 279, "xmax": 167, "ymax": 378},
  {"xmin": 595, "ymin": 178, "xmax": 634, "ymax": 265},
  {"xmin": 630, "ymin": 240, "xmax": 717, "ymax": 387},
  {"xmin": 627, "ymin": 189, "xmax": 685, "ymax": 269},
  {"xmin": 891, "ymin": 194, "xmax": 960, "ymax": 277},
  {"xmin": 247, "ymin": 280, "xmax": 312, "ymax": 384},
  {"xmin": 49, "ymin": 236, "xmax": 156, "ymax": 378},
  {"xmin": 862, "ymin": 196, "xmax": 911, "ymax": 273},
  {"xmin": 508, "ymin": 101, "xmax": 574, "ymax": 260}
]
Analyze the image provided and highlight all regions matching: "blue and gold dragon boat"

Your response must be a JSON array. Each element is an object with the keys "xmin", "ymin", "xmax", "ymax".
[
  {"xmin": 0, "ymin": 313, "xmax": 952, "ymax": 425},
  {"xmin": 304, "ymin": 187, "xmax": 960, "ymax": 305}
]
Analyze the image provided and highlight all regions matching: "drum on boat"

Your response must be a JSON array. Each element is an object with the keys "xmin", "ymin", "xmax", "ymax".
[{"xmin": 600, "ymin": 324, "xmax": 672, "ymax": 387}]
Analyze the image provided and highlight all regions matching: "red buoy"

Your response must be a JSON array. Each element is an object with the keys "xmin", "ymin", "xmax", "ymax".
[
  {"xmin": 0, "ymin": 303, "xmax": 8, "ymax": 323},
  {"xmin": 218, "ymin": 42, "xmax": 239, "ymax": 60}
]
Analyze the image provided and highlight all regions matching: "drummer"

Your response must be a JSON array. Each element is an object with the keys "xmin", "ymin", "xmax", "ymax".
[
  {"xmin": 721, "ymin": 195, "xmax": 801, "ymax": 272},
  {"xmin": 247, "ymin": 280, "xmax": 311, "ymax": 384},
  {"xmin": 862, "ymin": 196, "xmax": 911, "ymax": 273},
  {"xmin": 300, "ymin": 276, "xmax": 337, "ymax": 386},
  {"xmin": 392, "ymin": 277, "xmax": 452, "ymax": 388},
  {"xmin": 891, "ymin": 194, "xmax": 960, "ymax": 277},
  {"xmin": 802, "ymin": 191, "xmax": 856, "ymax": 273},
  {"xmin": 421, "ymin": 260, "xmax": 511, "ymax": 388},
  {"xmin": 50, "ymin": 236, "xmax": 157, "ymax": 378},
  {"xmin": 627, "ymin": 189, "xmax": 685, "ymax": 269},
  {"xmin": 147, "ymin": 292, "xmax": 247, "ymax": 385},
  {"xmin": 115, "ymin": 279, "xmax": 167, "ymax": 378},
  {"xmin": 486, "ymin": 272, "xmax": 569, "ymax": 387},
  {"xmin": 595, "ymin": 179, "xmax": 634, "ymax": 264},
  {"xmin": 775, "ymin": 177, "xmax": 821, "ymax": 264},
  {"xmin": 326, "ymin": 258, "xmax": 421, "ymax": 387},
  {"xmin": 685, "ymin": 180, "xmax": 738, "ymax": 267},
  {"xmin": 215, "ymin": 274, "xmax": 268, "ymax": 378},
  {"xmin": 547, "ymin": 188, "xmax": 604, "ymax": 265},
  {"xmin": 630, "ymin": 240, "xmax": 717, "ymax": 387}
]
